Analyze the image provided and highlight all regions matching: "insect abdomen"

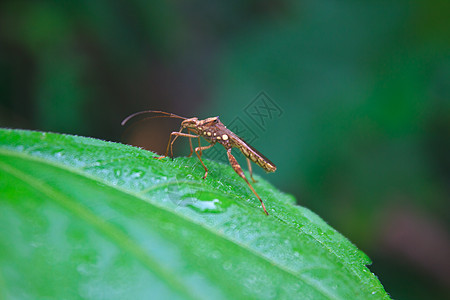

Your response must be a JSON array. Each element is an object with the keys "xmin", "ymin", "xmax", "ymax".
[{"xmin": 241, "ymin": 146, "xmax": 276, "ymax": 173}]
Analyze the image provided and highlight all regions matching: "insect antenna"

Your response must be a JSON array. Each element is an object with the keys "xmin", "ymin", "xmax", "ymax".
[
  {"xmin": 121, "ymin": 110, "xmax": 188, "ymax": 146},
  {"xmin": 121, "ymin": 110, "xmax": 187, "ymax": 127}
]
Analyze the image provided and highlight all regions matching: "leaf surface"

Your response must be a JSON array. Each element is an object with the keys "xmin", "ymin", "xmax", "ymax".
[{"xmin": 0, "ymin": 129, "xmax": 389, "ymax": 299}]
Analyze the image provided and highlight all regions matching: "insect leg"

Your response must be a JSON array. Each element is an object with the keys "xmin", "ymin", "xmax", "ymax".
[
  {"xmin": 194, "ymin": 143, "xmax": 214, "ymax": 179},
  {"xmin": 246, "ymin": 158, "xmax": 257, "ymax": 183},
  {"xmin": 155, "ymin": 127, "xmax": 182, "ymax": 159},
  {"xmin": 226, "ymin": 148, "xmax": 268, "ymax": 215},
  {"xmin": 197, "ymin": 136, "xmax": 202, "ymax": 155},
  {"xmin": 155, "ymin": 130, "xmax": 199, "ymax": 159},
  {"xmin": 187, "ymin": 129, "xmax": 194, "ymax": 157}
]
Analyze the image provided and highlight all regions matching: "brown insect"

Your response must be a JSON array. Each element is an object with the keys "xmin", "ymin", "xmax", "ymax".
[{"xmin": 122, "ymin": 110, "xmax": 277, "ymax": 215}]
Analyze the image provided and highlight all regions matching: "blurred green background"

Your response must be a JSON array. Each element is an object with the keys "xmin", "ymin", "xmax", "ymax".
[{"xmin": 1, "ymin": 1, "xmax": 449, "ymax": 299}]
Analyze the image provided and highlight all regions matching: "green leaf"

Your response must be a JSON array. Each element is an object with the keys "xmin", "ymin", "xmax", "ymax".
[{"xmin": 0, "ymin": 129, "xmax": 389, "ymax": 300}]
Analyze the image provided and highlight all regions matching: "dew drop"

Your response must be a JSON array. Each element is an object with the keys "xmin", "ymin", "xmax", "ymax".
[
  {"xmin": 130, "ymin": 170, "xmax": 144, "ymax": 178},
  {"xmin": 211, "ymin": 250, "xmax": 221, "ymax": 259},
  {"xmin": 183, "ymin": 198, "xmax": 221, "ymax": 213},
  {"xmin": 223, "ymin": 261, "xmax": 232, "ymax": 270}
]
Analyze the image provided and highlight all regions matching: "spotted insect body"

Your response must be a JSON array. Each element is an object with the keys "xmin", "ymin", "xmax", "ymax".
[
  {"xmin": 181, "ymin": 116, "xmax": 276, "ymax": 173},
  {"xmin": 122, "ymin": 111, "xmax": 277, "ymax": 215}
]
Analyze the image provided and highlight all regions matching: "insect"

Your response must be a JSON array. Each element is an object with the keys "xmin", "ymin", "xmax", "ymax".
[{"xmin": 121, "ymin": 110, "xmax": 277, "ymax": 215}]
